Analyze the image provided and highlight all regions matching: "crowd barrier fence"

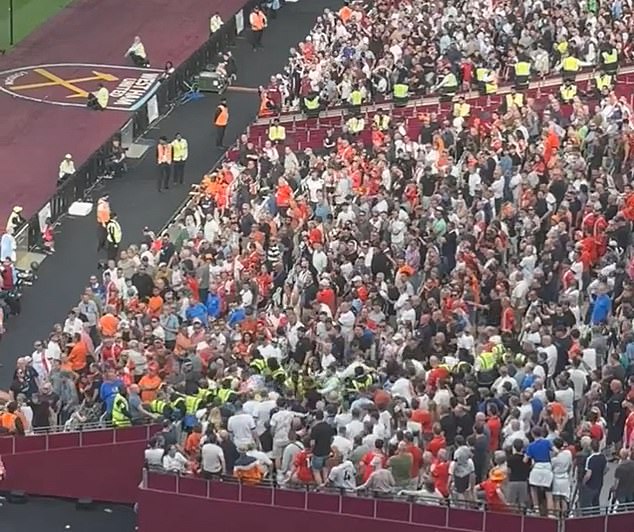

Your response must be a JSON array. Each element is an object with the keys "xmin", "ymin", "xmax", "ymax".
[{"xmin": 139, "ymin": 470, "xmax": 632, "ymax": 532}]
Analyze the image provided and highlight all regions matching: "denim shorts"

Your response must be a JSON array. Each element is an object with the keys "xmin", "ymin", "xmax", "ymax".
[{"xmin": 311, "ymin": 455, "xmax": 328, "ymax": 470}]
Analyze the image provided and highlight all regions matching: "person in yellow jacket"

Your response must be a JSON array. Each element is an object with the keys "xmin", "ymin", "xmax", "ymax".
[
  {"xmin": 96, "ymin": 195, "xmax": 111, "ymax": 252},
  {"xmin": 268, "ymin": 118, "xmax": 286, "ymax": 143},
  {"xmin": 513, "ymin": 58, "xmax": 531, "ymax": 88},
  {"xmin": 559, "ymin": 79, "xmax": 577, "ymax": 103},
  {"xmin": 594, "ymin": 69, "xmax": 613, "ymax": 95},
  {"xmin": 171, "ymin": 133, "xmax": 188, "ymax": 185},
  {"xmin": 557, "ymin": 53, "xmax": 588, "ymax": 81},
  {"xmin": 453, "ymin": 95, "xmax": 470, "ymax": 118},
  {"xmin": 105, "ymin": 211, "xmax": 123, "ymax": 261},
  {"xmin": 600, "ymin": 45, "xmax": 618, "ymax": 76},
  {"xmin": 434, "ymin": 68, "xmax": 458, "ymax": 97}
]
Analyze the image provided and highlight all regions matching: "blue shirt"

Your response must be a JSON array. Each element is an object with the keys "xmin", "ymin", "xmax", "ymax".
[
  {"xmin": 526, "ymin": 438, "xmax": 552, "ymax": 463},
  {"xmin": 228, "ymin": 307, "xmax": 246, "ymax": 327},
  {"xmin": 186, "ymin": 302, "xmax": 208, "ymax": 324},
  {"xmin": 100, "ymin": 379, "xmax": 124, "ymax": 413},
  {"xmin": 206, "ymin": 293, "xmax": 222, "ymax": 319},
  {"xmin": 591, "ymin": 293, "xmax": 611, "ymax": 324}
]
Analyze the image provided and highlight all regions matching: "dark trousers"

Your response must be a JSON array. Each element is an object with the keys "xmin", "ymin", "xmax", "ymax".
[
  {"xmin": 130, "ymin": 53, "xmax": 148, "ymax": 67},
  {"xmin": 173, "ymin": 161, "xmax": 186, "ymax": 184},
  {"xmin": 97, "ymin": 224, "xmax": 107, "ymax": 251},
  {"xmin": 106, "ymin": 242, "xmax": 119, "ymax": 261},
  {"xmin": 158, "ymin": 163, "xmax": 171, "ymax": 191},
  {"xmin": 252, "ymin": 29, "xmax": 263, "ymax": 49},
  {"xmin": 215, "ymin": 125, "xmax": 226, "ymax": 147}
]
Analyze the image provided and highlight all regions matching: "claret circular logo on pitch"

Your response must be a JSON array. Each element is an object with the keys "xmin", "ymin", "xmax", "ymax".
[{"xmin": 0, "ymin": 63, "xmax": 162, "ymax": 111}]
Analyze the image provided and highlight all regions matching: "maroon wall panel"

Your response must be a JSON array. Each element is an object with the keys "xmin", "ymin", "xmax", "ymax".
[
  {"xmin": 137, "ymin": 489, "xmax": 483, "ymax": 532},
  {"xmin": 0, "ymin": 441, "xmax": 147, "ymax": 503}
]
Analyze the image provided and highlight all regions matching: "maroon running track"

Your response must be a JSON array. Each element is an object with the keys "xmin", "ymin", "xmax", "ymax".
[{"xmin": 0, "ymin": 0, "xmax": 245, "ymax": 223}]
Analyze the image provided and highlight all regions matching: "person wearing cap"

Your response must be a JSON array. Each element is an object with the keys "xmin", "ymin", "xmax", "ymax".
[
  {"xmin": 476, "ymin": 467, "xmax": 508, "ymax": 512},
  {"xmin": 58, "ymin": 153, "xmax": 76, "ymax": 183}
]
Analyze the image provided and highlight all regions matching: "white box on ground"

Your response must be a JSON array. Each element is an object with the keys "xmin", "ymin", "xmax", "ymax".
[{"xmin": 68, "ymin": 201, "xmax": 94, "ymax": 217}]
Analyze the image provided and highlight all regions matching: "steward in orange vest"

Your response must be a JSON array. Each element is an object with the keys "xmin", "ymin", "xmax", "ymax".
[
  {"xmin": 214, "ymin": 98, "xmax": 229, "ymax": 148},
  {"xmin": 249, "ymin": 7, "xmax": 267, "ymax": 50},
  {"xmin": 157, "ymin": 136, "xmax": 172, "ymax": 192}
]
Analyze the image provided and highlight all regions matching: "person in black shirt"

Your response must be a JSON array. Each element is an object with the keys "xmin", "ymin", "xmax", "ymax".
[
  {"xmin": 506, "ymin": 439, "xmax": 531, "ymax": 507},
  {"xmin": 579, "ymin": 439, "xmax": 607, "ymax": 512},
  {"xmin": 309, "ymin": 410, "xmax": 334, "ymax": 483}
]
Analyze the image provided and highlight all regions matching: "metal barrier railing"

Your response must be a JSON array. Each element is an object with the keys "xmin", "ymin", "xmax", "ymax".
[
  {"xmin": 141, "ymin": 469, "xmax": 634, "ymax": 531},
  {"xmin": 141, "ymin": 469, "xmax": 563, "ymax": 532},
  {"xmin": 0, "ymin": 423, "xmax": 160, "ymax": 456},
  {"xmin": 254, "ymin": 64, "xmax": 634, "ymax": 127}
]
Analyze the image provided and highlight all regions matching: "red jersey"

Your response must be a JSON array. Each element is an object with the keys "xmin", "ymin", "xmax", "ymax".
[{"xmin": 293, "ymin": 449, "xmax": 314, "ymax": 484}]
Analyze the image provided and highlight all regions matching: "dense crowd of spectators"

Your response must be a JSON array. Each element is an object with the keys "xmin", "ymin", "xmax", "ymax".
[
  {"xmin": 258, "ymin": 0, "xmax": 634, "ymax": 111},
  {"xmin": 2, "ymin": 0, "xmax": 634, "ymax": 520}
]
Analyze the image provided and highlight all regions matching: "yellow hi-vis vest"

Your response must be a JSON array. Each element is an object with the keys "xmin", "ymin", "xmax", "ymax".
[
  {"xmin": 560, "ymin": 84, "xmax": 577, "ymax": 102},
  {"xmin": 112, "ymin": 394, "xmax": 131, "ymax": 427},
  {"xmin": 476, "ymin": 68, "xmax": 488, "ymax": 82},
  {"xmin": 171, "ymin": 139, "xmax": 188, "ymax": 161},
  {"xmin": 562, "ymin": 56, "xmax": 579, "ymax": 73},
  {"xmin": 478, "ymin": 352, "xmax": 496, "ymax": 371},
  {"xmin": 602, "ymin": 49, "xmax": 618, "ymax": 66},
  {"xmin": 268, "ymin": 125, "xmax": 286, "ymax": 141},
  {"xmin": 453, "ymin": 102, "xmax": 470, "ymax": 118},
  {"xmin": 505, "ymin": 93, "xmax": 523, "ymax": 109},
  {"xmin": 393, "ymin": 83, "xmax": 408, "ymax": 98},
  {"xmin": 595, "ymin": 73, "xmax": 612, "ymax": 91},
  {"xmin": 484, "ymin": 80, "xmax": 497, "ymax": 94},
  {"xmin": 347, "ymin": 117, "xmax": 364, "ymax": 134},
  {"xmin": 217, "ymin": 388, "xmax": 234, "ymax": 404},
  {"xmin": 373, "ymin": 114, "xmax": 390, "ymax": 130},
  {"xmin": 304, "ymin": 96, "xmax": 319, "ymax": 110},
  {"xmin": 349, "ymin": 90, "xmax": 363, "ymax": 106},
  {"xmin": 106, "ymin": 220, "xmax": 122, "ymax": 245},
  {"xmin": 514, "ymin": 61, "xmax": 530, "ymax": 77},
  {"xmin": 185, "ymin": 395, "xmax": 202, "ymax": 415}
]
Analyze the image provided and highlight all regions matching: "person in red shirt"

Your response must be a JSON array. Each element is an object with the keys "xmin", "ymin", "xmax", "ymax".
[
  {"xmin": 409, "ymin": 398, "xmax": 433, "ymax": 436},
  {"xmin": 486, "ymin": 404, "xmax": 502, "ymax": 452},
  {"xmin": 291, "ymin": 439, "xmax": 314, "ymax": 485},
  {"xmin": 477, "ymin": 468, "xmax": 508, "ymax": 512},
  {"xmin": 623, "ymin": 402, "xmax": 634, "ymax": 450},
  {"xmin": 316, "ymin": 279, "xmax": 337, "ymax": 315},
  {"xmin": 431, "ymin": 448, "xmax": 450, "ymax": 497},
  {"xmin": 500, "ymin": 297, "xmax": 515, "ymax": 333},
  {"xmin": 427, "ymin": 424, "xmax": 446, "ymax": 458},
  {"xmin": 403, "ymin": 433, "xmax": 423, "ymax": 479},
  {"xmin": 359, "ymin": 439, "xmax": 387, "ymax": 482}
]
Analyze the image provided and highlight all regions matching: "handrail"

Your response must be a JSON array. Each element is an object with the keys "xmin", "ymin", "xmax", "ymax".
[
  {"xmin": 142, "ymin": 469, "xmax": 634, "ymax": 532},
  {"xmin": 254, "ymin": 64, "xmax": 634, "ymax": 127},
  {"xmin": 0, "ymin": 423, "xmax": 160, "ymax": 455},
  {"xmin": 141, "ymin": 470, "xmax": 574, "ymax": 532}
]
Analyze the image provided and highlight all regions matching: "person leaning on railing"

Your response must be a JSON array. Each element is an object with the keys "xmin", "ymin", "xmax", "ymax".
[{"xmin": 0, "ymin": 401, "xmax": 26, "ymax": 436}]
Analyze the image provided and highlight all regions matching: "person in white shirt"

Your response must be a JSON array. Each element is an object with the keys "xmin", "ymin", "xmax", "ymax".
[
  {"xmin": 145, "ymin": 438, "xmax": 165, "ymax": 468},
  {"xmin": 539, "ymin": 335, "xmax": 558, "ymax": 378},
  {"xmin": 58, "ymin": 154, "xmax": 76, "ymax": 182},
  {"xmin": 227, "ymin": 408, "xmax": 258, "ymax": 449},
  {"xmin": 331, "ymin": 426, "xmax": 353, "ymax": 458},
  {"xmin": 31, "ymin": 341, "xmax": 52, "ymax": 380},
  {"xmin": 345, "ymin": 409, "xmax": 365, "ymax": 440},
  {"xmin": 125, "ymin": 35, "xmax": 149, "ymax": 67},
  {"xmin": 270, "ymin": 400, "xmax": 299, "ymax": 468},
  {"xmin": 63, "ymin": 309, "xmax": 84, "ymax": 336},
  {"xmin": 327, "ymin": 458, "xmax": 356, "ymax": 489},
  {"xmin": 162, "ymin": 445, "xmax": 189, "ymax": 473}
]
